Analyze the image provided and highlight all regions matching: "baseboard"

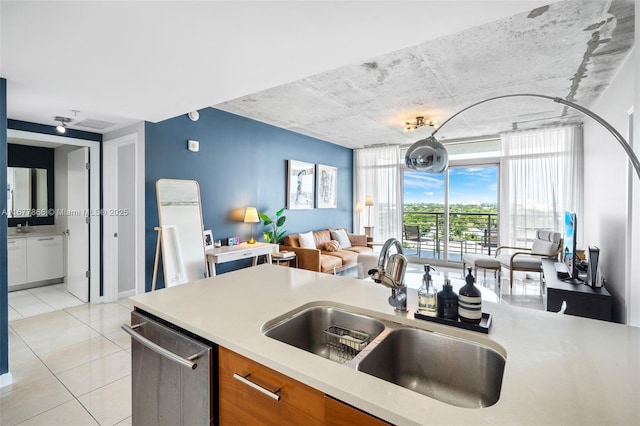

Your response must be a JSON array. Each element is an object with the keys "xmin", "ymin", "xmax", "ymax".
[
  {"xmin": 118, "ymin": 289, "xmax": 136, "ymax": 300},
  {"xmin": 0, "ymin": 372, "xmax": 13, "ymax": 389}
]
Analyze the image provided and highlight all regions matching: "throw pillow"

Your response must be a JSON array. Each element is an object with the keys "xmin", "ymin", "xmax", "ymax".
[
  {"xmin": 330, "ymin": 229, "xmax": 352, "ymax": 249},
  {"xmin": 325, "ymin": 240, "xmax": 340, "ymax": 252},
  {"xmin": 298, "ymin": 231, "xmax": 316, "ymax": 249}
]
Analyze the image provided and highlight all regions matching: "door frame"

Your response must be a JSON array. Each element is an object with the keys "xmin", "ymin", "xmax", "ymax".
[
  {"xmin": 7, "ymin": 129, "xmax": 102, "ymax": 302},
  {"xmin": 103, "ymin": 133, "xmax": 142, "ymax": 301}
]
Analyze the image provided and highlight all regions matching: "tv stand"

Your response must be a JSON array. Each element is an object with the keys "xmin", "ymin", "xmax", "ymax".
[
  {"xmin": 562, "ymin": 276, "xmax": 585, "ymax": 285},
  {"xmin": 542, "ymin": 259, "xmax": 612, "ymax": 321}
]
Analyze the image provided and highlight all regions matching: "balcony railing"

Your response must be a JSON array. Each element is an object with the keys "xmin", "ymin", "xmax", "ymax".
[{"xmin": 402, "ymin": 212, "xmax": 498, "ymax": 262}]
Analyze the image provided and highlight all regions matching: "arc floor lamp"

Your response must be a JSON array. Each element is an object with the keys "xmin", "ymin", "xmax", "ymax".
[{"xmin": 405, "ymin": 93, "xmax": 640, "ymax": 182}]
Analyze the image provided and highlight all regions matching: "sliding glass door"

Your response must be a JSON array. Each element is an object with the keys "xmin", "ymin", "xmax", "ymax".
[
  {"xmin": 447, "ymin": 166, "xmax": 498, "ymax": 262},
  {"xmin": 402, "ymin": 156, "xmax": 499, "ymax": 264}
]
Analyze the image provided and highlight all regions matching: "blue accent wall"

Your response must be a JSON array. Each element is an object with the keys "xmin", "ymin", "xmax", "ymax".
[
  {"xmin": 1, "ymin": 78, "xmax": 8, "ymax": 376},
  {"xmin": 145, "ymin": 107, "xmax": 353, "ymax": 290}
]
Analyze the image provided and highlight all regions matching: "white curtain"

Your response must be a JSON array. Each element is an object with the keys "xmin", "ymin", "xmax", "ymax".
[
  {"xmin": 354, "ymin": 146, "xmax": 402, "ymax": 241},
  {"xmin": 499, "ymin": 125, "xmax": 583, "ymax": 247}
]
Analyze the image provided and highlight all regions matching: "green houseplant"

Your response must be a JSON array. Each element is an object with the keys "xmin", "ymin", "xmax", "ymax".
[{"xmin": 259, "ymin": 207, "xmax": 287, "ymax": 244}]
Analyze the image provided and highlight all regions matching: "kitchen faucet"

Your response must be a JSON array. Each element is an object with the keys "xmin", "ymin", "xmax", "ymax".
[{"xmin": 368, "ymin": 238, "xmax": 408, "ymax": 312}]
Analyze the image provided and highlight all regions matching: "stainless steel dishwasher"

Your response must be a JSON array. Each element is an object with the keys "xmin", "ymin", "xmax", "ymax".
[{"xmin": 123, "ymin": 310, "xmax": 216, "ymax": 425}]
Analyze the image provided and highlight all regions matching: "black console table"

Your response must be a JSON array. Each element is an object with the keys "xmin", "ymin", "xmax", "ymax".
[{"xmin": 541, "ymin": 258, "xmax": 612, "ymax": 321}]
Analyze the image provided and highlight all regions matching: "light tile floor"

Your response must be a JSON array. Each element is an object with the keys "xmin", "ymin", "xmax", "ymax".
[
  {"xmin": 2, "ymin": 266, "xmax": 545, "ymax": 425},
  {"xmin": 2, "ymin": 298, "xmax": 134, "ymax": 426},
  {"xmin": 8, "ymin": 284, "xmax": 85, "ymax": 321}
]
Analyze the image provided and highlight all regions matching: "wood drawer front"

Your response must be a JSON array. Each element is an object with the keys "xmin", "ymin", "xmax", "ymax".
[
  {"xmin": 219, "ymin": 347, "xmax": 324, "ymax": 425},
  {"xmin": 325, "ymin": 396, "xmax": 390, "ymax": 426}
]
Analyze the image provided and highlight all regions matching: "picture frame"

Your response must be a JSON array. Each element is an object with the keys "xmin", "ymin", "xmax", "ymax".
[
  {"xmin": 228, "ymin": 236, "xmax": 241, "ymax": 246},
  {"xmin": 287, "ymin": 160, "xmax": 315, "ymax": 210},
  {"xmin": 203, "ymin": 229, "xmax": 214, "ymax": 247},
  {"xmin": 316, "ymin": 164, "xmax": 337, "ymax": 208}
]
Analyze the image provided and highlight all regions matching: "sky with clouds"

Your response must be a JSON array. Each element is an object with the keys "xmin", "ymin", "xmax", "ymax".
[{"xmin": 404, "ymin": 166, "xmax": 498, "ymax": 205}]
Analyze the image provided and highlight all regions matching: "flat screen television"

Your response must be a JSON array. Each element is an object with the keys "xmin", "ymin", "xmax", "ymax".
[{"xmin": 563, "ymin": 211, "xmax": 583, "ymax": 283}]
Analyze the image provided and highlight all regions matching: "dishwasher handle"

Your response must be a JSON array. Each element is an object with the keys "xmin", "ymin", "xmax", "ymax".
[{"xmin": 122, "ymin": 323, "xmax": 199, "ymax": 370}]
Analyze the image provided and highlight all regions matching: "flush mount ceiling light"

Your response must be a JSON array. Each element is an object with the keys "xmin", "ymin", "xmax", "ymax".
[
  {"xmin": 188, "ymin": 111, "xmax": 200, "ymax": 121},
  {"xmin": 405, "ymin": 93, "xmax": 640, "ymax": 181},
  {"xmin": 54, "ymin": 116, "xmax": 72, "ymax": 133},
  {"xmin": 404, "ymin": 116, "xmax": 437, "ymax": 132}
]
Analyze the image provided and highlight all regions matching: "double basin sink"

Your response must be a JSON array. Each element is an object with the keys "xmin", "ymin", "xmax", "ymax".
[{"xmin": 262, "ymin": 304, "xmax": 506, "ymax": 409}]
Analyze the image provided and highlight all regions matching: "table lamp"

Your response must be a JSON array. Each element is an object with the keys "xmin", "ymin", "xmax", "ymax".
[
  {"xmin": 244, "ymin": 207, "xmax": 259, "ymax": 244},
  {"xmin": 364, "ymin": 196, "xmax": 374, "ymax": 238}
]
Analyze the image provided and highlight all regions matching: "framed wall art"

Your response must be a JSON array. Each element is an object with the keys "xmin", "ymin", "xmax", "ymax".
[
  {"xmin": 316, "ymin": 164, "xmax": 337, "ymax": 208},
  {"xmin": 203, "ymin": 229, "xmax": 214, "ymax": 247},
  {"xmin": 287, "ymin": 160, "xmax": 315, "ymax": 209}
]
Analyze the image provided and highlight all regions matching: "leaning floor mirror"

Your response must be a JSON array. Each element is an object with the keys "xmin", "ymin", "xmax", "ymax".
[{"xmin": 154, "ymin": 178, "xmax": 207, "ymax": 288}]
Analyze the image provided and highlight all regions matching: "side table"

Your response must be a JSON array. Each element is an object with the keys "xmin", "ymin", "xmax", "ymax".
[{"xmin": 272, "ymin": 252, "xmax": 297, "ymax": 268}]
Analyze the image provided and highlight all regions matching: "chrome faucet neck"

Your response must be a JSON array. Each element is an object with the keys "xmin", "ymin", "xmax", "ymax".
[{"xmin": 369, "ymin": 238, "xmax": 409, "ymax": 312}]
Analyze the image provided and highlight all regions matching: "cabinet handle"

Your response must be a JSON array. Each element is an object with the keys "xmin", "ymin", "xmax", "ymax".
[
  {"xmin": 38, "ymin": 237, "xmax": 55, "ymax": 241},
  {"xmin": 233, "ymin": 373, "xmax": 281, "ymax": 401}
]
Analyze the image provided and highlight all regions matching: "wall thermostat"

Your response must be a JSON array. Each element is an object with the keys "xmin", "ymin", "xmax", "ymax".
[{"xmin": 188, "ymin": 140, "xmax": 199, "ymax": 152}]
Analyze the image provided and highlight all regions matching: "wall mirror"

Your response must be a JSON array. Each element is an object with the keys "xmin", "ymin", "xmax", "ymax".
[
  {"xmin": 156, "ymin": 178, "xmax": 207, "ymax": 287},
  {"xmin": 8, "ymin": 143, "xmax": 55, "ymax": 226},
  {"xmin": 7, "ymin": 167, "xmax": 48, "ymax": 218}
]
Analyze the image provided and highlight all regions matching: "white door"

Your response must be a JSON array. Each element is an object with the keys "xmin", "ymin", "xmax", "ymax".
[
  {"xmin": 67, "ymin": 147, "xmax": 90, "ymax": 302},
  {"xmin": 103, "ymin": 135, "xmax": 138, "ymax": 301}
]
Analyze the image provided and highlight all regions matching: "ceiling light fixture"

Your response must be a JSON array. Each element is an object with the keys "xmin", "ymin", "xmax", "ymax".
[
  {"xmin": 404, "ymin": 116, "xmax": 437, "ymax": 132},
  {"xmin": 54, "ymin": 116, "xmax": 72, "ymax": 134},
  {"xmin": 405, "ymin": 93, "xmax": 640, "ymax": 181}
]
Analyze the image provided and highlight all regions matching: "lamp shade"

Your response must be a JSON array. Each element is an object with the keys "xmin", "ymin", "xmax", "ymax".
[
  {"xmin": 355, "ymin": 202, "xmax": 363, "ymax": 213},
  {"xmin": 244, "ymin": 207, "xmax": 259, "ymax": 223},
  {"xmin": 365, "ymin": 196, "xmax": 374, "ymax": 207},
  {"xmin": 405, "ymin": 136, "xmax": 449, "ymax": 173}
]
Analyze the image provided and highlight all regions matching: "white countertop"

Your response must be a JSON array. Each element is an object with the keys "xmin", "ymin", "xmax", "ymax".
[{"xmin": 130, "ymin": 264, "xmax": 640, "ymax": 425}]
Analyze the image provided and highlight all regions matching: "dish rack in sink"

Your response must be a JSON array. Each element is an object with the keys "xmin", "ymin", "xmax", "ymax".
[{"xmin": 324, "ymin": 325, "xmax": 371, "ymax": 363}]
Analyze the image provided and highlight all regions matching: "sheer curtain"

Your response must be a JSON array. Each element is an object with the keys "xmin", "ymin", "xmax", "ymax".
[
  {"xmin": 499, "ymin": 125, "xmax": 583, "ymax": 247},
  {"xmin": 354, "ymin": 145, "xmax": 402, "ymax": 241}
]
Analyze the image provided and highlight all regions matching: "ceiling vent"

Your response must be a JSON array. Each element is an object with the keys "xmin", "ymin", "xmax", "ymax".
[{"xmin": 74, "ymin": 118, "xmax": 117, "ymax": 130}]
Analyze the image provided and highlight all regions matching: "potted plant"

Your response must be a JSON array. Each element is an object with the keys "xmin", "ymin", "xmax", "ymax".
[{"xmin": 259, "ymin": 207, "xmax": 287, "ymax": 244}]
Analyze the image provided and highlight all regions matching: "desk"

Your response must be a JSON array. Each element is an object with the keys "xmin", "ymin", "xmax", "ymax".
[
  {"xmin": 206, "ymin": 242, "xmax": 277, "ymax": 276},
  {"xmin": 541, "ymin": 258, "xmax": 612, "ymax": 321}
]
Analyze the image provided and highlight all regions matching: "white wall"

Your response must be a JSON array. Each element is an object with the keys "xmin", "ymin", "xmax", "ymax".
[
  {"xmin": 630, "ymin": 8, "xmax": 640, "ymax": 327},
  {"xmin": 583, "ymin": 46, "xmax": 638, "ymax": 324}
]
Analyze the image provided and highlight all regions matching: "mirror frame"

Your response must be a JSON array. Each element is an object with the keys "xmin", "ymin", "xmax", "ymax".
[{"xmin": 8, "ymin": 143, "xmax": 55, "ymax": 226}]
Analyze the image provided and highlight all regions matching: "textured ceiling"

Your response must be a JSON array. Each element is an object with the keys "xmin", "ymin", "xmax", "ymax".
[
  {"xmin": 1, "ymin": 1, "xmax": 549, "ymax": 134},
  {"xmin": 216, "ymin": 0, "xmax": 635, "ymax": 148}
]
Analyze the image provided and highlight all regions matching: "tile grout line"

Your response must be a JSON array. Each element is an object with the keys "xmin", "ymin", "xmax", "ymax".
[{"xmin": 7, "ymin": 303, "xmax": 133, "ymax": 426}]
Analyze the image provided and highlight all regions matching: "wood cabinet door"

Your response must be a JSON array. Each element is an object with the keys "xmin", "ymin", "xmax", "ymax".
[
  {"xmin": 219, "ymin": 347, "xmax": 324, "ymax": 425},
  {"xmin": 325, "ymin": 395, "xmax": 390, "ymax": 426}
]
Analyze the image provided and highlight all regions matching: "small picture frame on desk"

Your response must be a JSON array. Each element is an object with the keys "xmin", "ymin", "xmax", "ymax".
[
  {"xmin": 228, "ymin": 236, "xmax": 240, "ymax": 246},
  {"xmin": 203, "ymin": 230, "xmax": 213, "ymax": 248}
]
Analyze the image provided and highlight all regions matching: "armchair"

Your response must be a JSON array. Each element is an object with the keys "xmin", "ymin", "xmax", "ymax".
[{"xmin": 496, "ymin": 230, "xmax": 563, "ymax": 292}]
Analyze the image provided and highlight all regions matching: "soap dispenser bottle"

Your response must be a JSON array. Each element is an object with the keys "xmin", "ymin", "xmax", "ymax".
[
  {"xmin": 437, "ymin": 277, "xmax": 458, "ymax": 320},
  {"xmin": 418, "ymin": 265, "xmax": 438, "ymax": 317},
  {"xmin": 459, "ymin": 267, "xmax": 483, "ymax": 324}
]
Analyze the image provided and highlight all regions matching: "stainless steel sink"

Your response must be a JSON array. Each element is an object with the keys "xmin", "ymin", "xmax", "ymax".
[
  {"xmin": 262, "ymin": 304, "xmax": 506, "ymax": 408},
  {"xmin": 356, "ymin": 328, "xmax": 505, "ymax": 408},
  {"xmin": 263, "ymin": 306, "xmax": 385, "ymax": 363}
]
